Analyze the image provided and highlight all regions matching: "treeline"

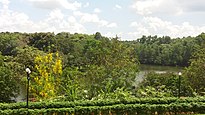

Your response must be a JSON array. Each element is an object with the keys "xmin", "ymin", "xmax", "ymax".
[
  {"xmin": 125, "ymin": 33, "xmax": 205, "ymax": 66},
  {"xmin": 1, "ymin": 32, "xmax": 205, "ymax": 66}
]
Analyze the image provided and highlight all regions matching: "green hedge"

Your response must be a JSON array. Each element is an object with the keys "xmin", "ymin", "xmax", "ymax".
[{"xmin": 1, "ymin": 97, "xmax": 205, "ymax": 115}]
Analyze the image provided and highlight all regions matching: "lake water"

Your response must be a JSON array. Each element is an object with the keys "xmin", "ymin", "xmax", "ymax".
[
  {"xmin": 135, "ymin": 64, "xmax": 184, "ymax": 87},
  {"xmin": 15, "ymin": 84, "xmax": 26, "ymax": 102}
]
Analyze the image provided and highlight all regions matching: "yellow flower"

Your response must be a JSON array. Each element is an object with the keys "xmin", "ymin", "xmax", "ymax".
[
  {"xmin": 48, "ymin": 53, "xmax": 53, "ymax": 62},
  {"xmin": 53, "ymin": 59, "xmax": 62, "ymax": 74},
  {"xmin": 33, "ymin": 52, "xmax": 63, "ymax": 100},
  {"xmin": 45, "ymin": 55, "xmax": 48, "ymax": 63}
]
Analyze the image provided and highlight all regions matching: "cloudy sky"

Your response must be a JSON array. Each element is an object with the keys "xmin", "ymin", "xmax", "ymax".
[{"xmin": 0, "ymin": 0, "xmax": 205, "ymax": 40}]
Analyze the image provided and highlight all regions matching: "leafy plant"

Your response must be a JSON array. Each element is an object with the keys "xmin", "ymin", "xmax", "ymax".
[{"xmin": 30, "ymin": 53, "xmax": 62, "ymax": 100}]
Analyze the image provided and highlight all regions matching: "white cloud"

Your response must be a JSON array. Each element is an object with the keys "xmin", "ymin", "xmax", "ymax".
[
  {"xmin": 47, "ymin": 9, "xmax": 64, "ymax": 20},
  {"xmin": 129, "ymin": 16, "xmax": 205, "ymax": 39},
  {"xmin": 115, "ymin": 4, "xmax": 122, "ymax": 9},
  {"xmin": 131, "ymin": 0, "xmax": 183, "ymax": 15},
  {"xmin": 132, "ymin": 0, "xmax": 205, "ymax": 15},
  {"xmin": 107, "ymin": 23, "xmax": 117, "ymax": 28},
  {"xmin": 128, "ymin": 28, "xmax": 150, "ymax": 39},
  {"xmin": 76, "ymin": 12, "xmax": 100, "ymax": 23},
  {"xmin": 3, "ymin": 0, "xmax": 204, "ymax": 41},
  {"xmin": 104, "ymin": 32, "xmax": 115, "ymax": 38},
  {"xmin": 36, "ymin": 9, "xmax": 86, "ymax": 33},
  {"xmin": 132, "ymin": 0, "xmax": 162, "ymax": 15},
  {"xmin": 104, "ymin": 32, "xmax": 122, "ymax": 39},
  {"xmin": 28, "ymin": 0, "xmax": 82, "ymax": 10},
  {"xmin": 0, "ymin": 1, "xmax": 34, "ymax": 32},
  {"xmin": 0, "ymin": 0, "xmax": 10, "ymax": 9},
  {"xmin": 1, "ymin": 0, "xmax": 123, "ymax": 34},
  {"xmin": 73, "ymin": 11, "xmax": 117, "ymax": 28},
  {"xmin": 94, "ymin": 8, "xmax": 101, "ymax": 13},
  {"xmin": 130, "ymin": 22, "xmax": 139, "ymax": 27},
  {"xmin": 0, "ymin": 0, "xmax": 10, "ymax": 4},
  {"xmin": 68, "ymin": 16, "xmax": 76, "ymax": 23},
  {"xmin": 0, "ymin": 1, "xmax": 86, "ymax": 34}
]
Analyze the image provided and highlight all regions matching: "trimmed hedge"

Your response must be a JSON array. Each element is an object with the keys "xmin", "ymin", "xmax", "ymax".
[{"xmin": 1, "ymin": 97, "xmax": 205, "ymax": 115}]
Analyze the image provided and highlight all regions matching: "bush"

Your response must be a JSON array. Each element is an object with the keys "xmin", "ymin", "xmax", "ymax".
[
  {"xmin": 1, "ymin": 97, "xmax": 205, "ymax": 114},
  {"xmin": 137, "ymin": 72, "xmax": 194, "ymax": 97}
]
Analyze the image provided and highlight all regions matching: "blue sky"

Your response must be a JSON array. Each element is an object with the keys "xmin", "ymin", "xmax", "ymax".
[{"xmin": 0, "ymin": 0, "xmax": 205, "ymax": 40}]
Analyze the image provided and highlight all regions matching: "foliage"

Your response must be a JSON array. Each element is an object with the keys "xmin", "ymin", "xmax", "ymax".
[
  {"xmin": 0, "ymin": 33, "xmax": 18, "ymax": 55},
  {"xmin": 136, "ymin": 86, "xmax": 172, "ymax": 98},
  {"xmin": 7, "ymin": 46, "xmax": 45, "ymax": 83},
  {"xmin": 93, "ymin": 87, "xmax": 135, "ymax": 101},
  {"xmin": 127, "ymin": 33, "xmax": 203, "ymax": 66},
  {"xmin": 28, "ymin": 32, "xmax": 56, "ymax": 52},
  {"xmin": 0, "ymin": 54, "xmax": 19, "ymax": 102},
  {"xmin": 80, "ymin": 38, "xmax": 139, "ymax": 99},
  {"xmin": 94, "ymin": 32, "xmax": 102, "ymax": 40},
  {"xmin": 1, "ymin": 32, "xmax": 205, "ymax": 103},
  {"xmin": 184, "ymin": 47, "xmax": 205, "ymax": 94},
  {"xmin": 1, "ymin": 97, "xmax": 205, "ymax": 114},
  {"xmin": 60, "ymin": 67, "xmax": 85, "ymax": 101},
  {"xmin": 137, "ymin": 72, "xmax": 194, "ymax": 97},
  {"xmin": 30, "ymin": 53, "xmax": 62, "ymax": 100}
]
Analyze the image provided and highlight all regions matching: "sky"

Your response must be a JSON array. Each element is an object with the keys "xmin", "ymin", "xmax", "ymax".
[{"xmin": 0, "ymin": 0, "xmax": 205, "ymax": 40}]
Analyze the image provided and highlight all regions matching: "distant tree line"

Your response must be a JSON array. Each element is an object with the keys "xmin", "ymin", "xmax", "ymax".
[{"xmin": 124, "ymin": 33, "xmax": 205, "ymax": 66}]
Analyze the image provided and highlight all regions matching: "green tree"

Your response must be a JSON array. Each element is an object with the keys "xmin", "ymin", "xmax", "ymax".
[
  {"xmin": 0, "ymin": 54, "xmax": 19, "ymax": 102},
  {"xmin": 81, "ymin": 38, "xmax": 139, "ymax": 99},
  {"xmin": 184, "ymin": 47, "xmax": 205, "ymax": 94},
  {"xmin": 0, "ymin": 32, "xmax": 18, "ymax": 55},
  {"xmin": 94, "ymin": 32, "xmax": 102, "ymax": 40},
  {"xmin": 28, "ymin": 32, "xmax": 56, "ymax": 52}
]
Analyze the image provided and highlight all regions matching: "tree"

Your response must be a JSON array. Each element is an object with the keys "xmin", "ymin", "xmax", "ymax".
[
  {"xmin": 0, "ymin": 54, "xmax": 19, "ymax": 102},
  {"xmin": 10, "ymin": 46, "xmax": 45, "ymax": 78},
  {"xmin": 132, "ymin": 34, "xmax": 203, "ymax": 66},
  {"xmin": 30, "ymin": 52, "xmax": 62, "ymax": 100},
  {"xmin": 94, "ymin": 32, "xmax": 102, "ymax": 40},
  {"xmin": 81, "ymin": 38, "xmax": 139, "ymax": 99},
  {"xmin": 28, "ymin": 32, "xmax": 56, "ymax": 52},
  {"xmin": 0, "ymin": 33, "xmax": 18, "ymax": 55},
  {"xmin": 184, "ymin": 47, "xmax": 205, "ymax": 94}
]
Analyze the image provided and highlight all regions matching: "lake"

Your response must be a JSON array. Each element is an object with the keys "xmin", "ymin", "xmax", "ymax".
[{"xmin": 135, "ymin": 64, "xmax": 184, "ymax": 87}]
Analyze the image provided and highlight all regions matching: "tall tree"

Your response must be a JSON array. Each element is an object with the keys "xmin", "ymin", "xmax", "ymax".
[
  {"xmin": 30, "ymin": 53, "xmax": 62, "ymax": 100},
  {"xmin": 184, "ymin": 47, "xmax": 205, "ymax": 94},
  {"xmin": 0, "ymin": 53, "xmax": 19, "ymax": 102}
]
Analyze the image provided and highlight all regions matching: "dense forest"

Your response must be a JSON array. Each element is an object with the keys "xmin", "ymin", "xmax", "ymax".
[
  {"xmin": 0, "ymin": 32, "xmax": 205, "ymax": 103},
  {"xmin": 125, "ymin": 33, "xmax": 205, "ymax": 66}
]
